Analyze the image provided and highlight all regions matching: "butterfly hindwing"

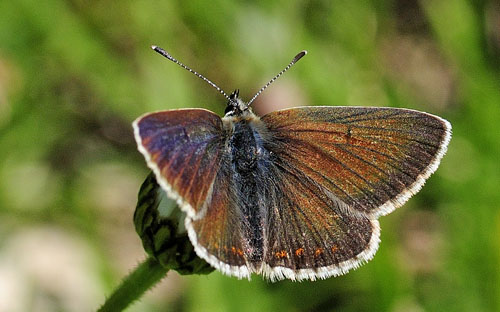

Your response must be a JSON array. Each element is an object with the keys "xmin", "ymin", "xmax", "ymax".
[
  {"xmin": 259, "ymin": 156, "xmax": 379, "ymax": 280},
  {"xmin": 187, "ymin": 158, "xmax": 252, "ymax": 279}
]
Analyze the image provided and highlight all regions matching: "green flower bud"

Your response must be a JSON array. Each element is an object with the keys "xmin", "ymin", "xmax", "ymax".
[{"xmin": 134, "ymin": 172, "xmax": 214, "ymax": 275}]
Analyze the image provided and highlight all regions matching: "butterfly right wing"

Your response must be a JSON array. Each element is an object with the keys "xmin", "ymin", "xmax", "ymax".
[
  {"xmin": 258, "ymin": 158, "xmax": 380, "ymax": 281},
  {"xmin": 256, "ymin": 106, "xmax": 450, "ymax": 281},
  {"xmin": 261, "ymin": 106, "xmax": 451, "ymax": 217}
]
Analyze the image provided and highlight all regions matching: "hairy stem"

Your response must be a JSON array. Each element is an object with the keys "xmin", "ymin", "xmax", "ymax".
[{"xmin": 98, "ymin": 257, "xmax": 168, "ymax": 312}]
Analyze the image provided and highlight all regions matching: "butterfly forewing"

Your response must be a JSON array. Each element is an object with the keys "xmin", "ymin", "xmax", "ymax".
[
  {"xmin": 133, "ymin": 109, "xmax": 226, "ymax": 217},
  {"xmin": 261, "ymin": 106, "xmax": 451, "ymax": 217}
]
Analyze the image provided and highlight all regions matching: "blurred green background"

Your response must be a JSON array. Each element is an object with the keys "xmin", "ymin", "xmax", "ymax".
[{"xmin": 1, "ymin": 0, "xmax": 499, "ymax": 311}]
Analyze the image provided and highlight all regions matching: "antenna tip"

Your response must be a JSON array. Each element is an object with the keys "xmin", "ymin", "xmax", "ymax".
[
  {"xmin": 151, "ymin": 45, "xmax": 168, "ymax": 56},
  {"xmin": 293, "ymin": 50, "xmax": 308, "ymax": 63}
]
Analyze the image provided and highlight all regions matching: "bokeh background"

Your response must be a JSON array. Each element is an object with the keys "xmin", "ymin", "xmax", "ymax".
[{"xmin": 1, "ymin": 0, "xmax": 499, "ymax": 311}]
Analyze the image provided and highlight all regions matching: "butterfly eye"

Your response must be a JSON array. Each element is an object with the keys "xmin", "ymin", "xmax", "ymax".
[{"xmin": 224, "ymin": 105, "xmax": 234, "ymax": 115}]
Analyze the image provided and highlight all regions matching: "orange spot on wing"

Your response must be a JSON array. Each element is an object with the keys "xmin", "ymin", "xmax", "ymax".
[
  {"xmin": 275, "ymin": 250, "xmax": 288, "ymax": 259},
  {"xmin": 331, "ymin": 245, "xmax": 338, "ymax": 253},
  {"xmin": 295, "ymin": 248, "xmax": 305, "ymax": 256},
  {"xmin": 224, "ymin": 246, "xmax": 244, "ymax": 257},
  {"xmin": 314, "ymin": 248, "xmax": 324, "ymax": 257}
]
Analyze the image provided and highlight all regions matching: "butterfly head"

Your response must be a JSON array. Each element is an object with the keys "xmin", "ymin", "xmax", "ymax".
[{"xmin": 224, "ymin": 89, "xmax": 251, "ymax": 117}]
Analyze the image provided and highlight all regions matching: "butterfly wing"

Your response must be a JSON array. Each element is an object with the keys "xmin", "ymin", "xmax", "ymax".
[
  {"xmin": 257, "ymin": 106, "xmax": 450, "ymax": 280},
  {"xmin": 261, "ymin": 106, "xmax": 451, "ymax": 217},
  {"xmin": 135, "ymin": 108, "xmax": 252, "ymax": 278},
  {"xmin": 186, "ymin": 159, "xmax": 252, "ymax": 279},
  {"xmin": 133, "ymin": 109, "xmax": 226, "ymax": 217},
  {"xmin": 260, "ymin": 159, "xmax": 380, "ymax": 281}
]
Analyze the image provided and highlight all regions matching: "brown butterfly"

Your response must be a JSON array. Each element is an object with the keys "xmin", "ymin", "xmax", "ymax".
[{"xmin": 133, "ymin": 46, "xmax": 451, "ymax": 281}]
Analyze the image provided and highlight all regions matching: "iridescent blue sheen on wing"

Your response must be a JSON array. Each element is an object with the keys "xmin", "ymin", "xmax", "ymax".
[{"xmin": 134, "ymin": 109, "xmax": 226, "ymax": 214}]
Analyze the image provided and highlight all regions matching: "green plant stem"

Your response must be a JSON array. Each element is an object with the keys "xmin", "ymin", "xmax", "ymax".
[{"xmin": 98, "ymin": 257, "xmax": 168, "ymax": 312}]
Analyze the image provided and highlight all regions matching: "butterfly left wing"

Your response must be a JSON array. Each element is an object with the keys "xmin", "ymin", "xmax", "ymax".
[
  {"xmin": 186, "ymin": 160, "xmax": 253, "ymax": 279},
  {"xmin": 133, "ymin": 109, "xmax": 226, "ymax": 217},
  {"xmin": 135, "ymin": 109, "xmax": 255, "ymax": 279}
]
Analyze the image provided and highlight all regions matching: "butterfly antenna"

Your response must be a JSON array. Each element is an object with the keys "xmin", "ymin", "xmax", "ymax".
[
  {"xmin": 151, "ymin": 45, "xmax": 230, "ymax": 100},
  {"xmin": 247, "ymin": 50, "xmax": 307, "ymax": 107}
]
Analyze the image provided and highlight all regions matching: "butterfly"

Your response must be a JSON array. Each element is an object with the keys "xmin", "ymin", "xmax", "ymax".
[{"xmin": 133, "ymin": 46, "xmax": 451, "ymax": 281}]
